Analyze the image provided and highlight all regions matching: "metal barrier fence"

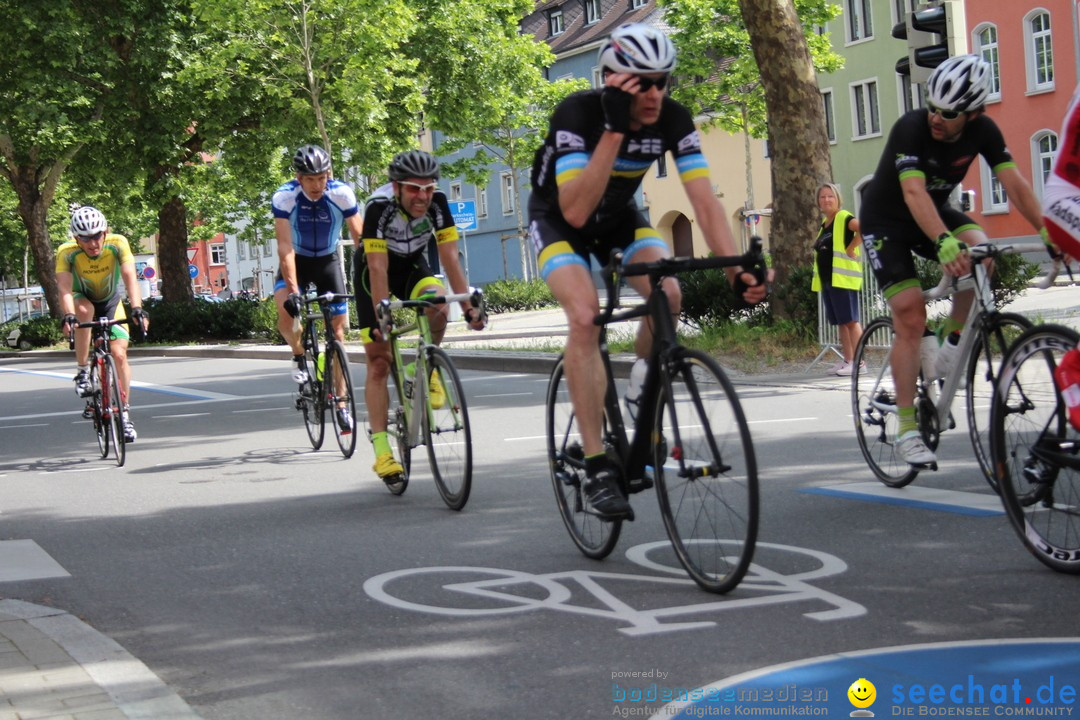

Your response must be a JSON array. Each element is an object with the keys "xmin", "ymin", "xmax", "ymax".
[{"xmin": 809, "ymin": 270, "xmax": 889, "ymax": 371}]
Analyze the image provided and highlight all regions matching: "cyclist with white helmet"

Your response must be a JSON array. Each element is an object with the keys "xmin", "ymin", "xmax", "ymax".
[
  {"xmin": 528, "ymin": 23, "xmax": 768, "ymax": 518},
  {"xmin": 57, "ymin": 205, "xmax": 148, "ymax": 442},
  {"xmin": 356, "ymin": 149, "xmax": 485, "ymax": 485},
  {"xmin": 272, "ymin": 143, "xmax": 363, "ymax": 433},
  {"xmin": 860, "ymin": 55, "xmax": 1048, "ymax": 467}
]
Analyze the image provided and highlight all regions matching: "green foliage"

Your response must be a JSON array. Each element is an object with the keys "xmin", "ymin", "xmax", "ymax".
[
  {"xmin": 769, "ymin": 264, "xmax": 818, "ymax": 340},
  {"xmin": 15, "ymin": 316, "xmax": 64, "ymax": 349},
  {"xmin": 143, "ymin": 297, "xmax": 279, "ymax": 343},
  {"xmin": 678, "ymin": 266, "xmax": 768, "ymax": 330},
  {"xmin": 482, "ymin": 278, "xmax": 556, "ymax": 314}
]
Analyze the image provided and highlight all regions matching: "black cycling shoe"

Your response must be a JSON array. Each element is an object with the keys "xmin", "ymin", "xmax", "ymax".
[
  {"xmin": 82, "ymin": 402, "xmax": 94, "ymax": 420},
  {"xmin": 583, "ymin": 468, "xmax": 633, "ymax": 520}
]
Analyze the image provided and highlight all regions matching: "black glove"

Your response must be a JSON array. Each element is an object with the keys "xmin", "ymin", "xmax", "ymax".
[
  {"xmin": 283, "ymin": 293, "xmax": 301, "ymax": 318},
  {"xmin": 601, "ymin": 86, "xmax": 633, "ymax": 134},
  {"xmin": 731, "ymin": 272, "xmax": 767, "ymax": 312},
  {"xmin": 61, "ymin": 313, "xmax": 77, "ymax": 333},
  {"xmin": 130, "ymin": 307, "xmax": 148, "ymax": 324}
]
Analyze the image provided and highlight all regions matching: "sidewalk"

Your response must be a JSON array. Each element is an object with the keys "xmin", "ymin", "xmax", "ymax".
[{"xmin": 0, "ymin": 599, "xmax": 200, "ymax": 719}]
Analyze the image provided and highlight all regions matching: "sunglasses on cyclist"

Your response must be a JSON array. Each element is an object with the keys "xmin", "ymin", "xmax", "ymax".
[
  {"xmin": 637, "ymin": 74, "xmax": 670, "ymax": 92},
  {"xmin": 76, "ymin": 231, "xmax": 105, "ymax": 243},
  {"xmin": 927, "ymin": 103, "xmax": 963, "ymax": 121},
  {"xmin": 398, "ymin": 180, "xmax": 438, "ymax": 193}
]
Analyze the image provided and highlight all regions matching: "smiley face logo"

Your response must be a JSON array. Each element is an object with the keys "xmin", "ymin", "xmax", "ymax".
[{"xmin": 848, "ymin": 678, "xmax": 876, "ymax": 714}]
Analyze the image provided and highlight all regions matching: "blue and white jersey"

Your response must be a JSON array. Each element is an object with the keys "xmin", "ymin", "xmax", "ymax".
[{"xmin": 271, "ymin": 179, "xmax": 359, "ymax": 257}]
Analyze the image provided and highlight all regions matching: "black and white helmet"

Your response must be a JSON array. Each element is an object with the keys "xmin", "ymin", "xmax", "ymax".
[
  {"xmin": 926, "ymin": 55, "xmax": 991, "ymax": 113},
  {"xmin": 388, "ymin": 150, "xmax": 440, "ymax": 181},
  {"xmin": 69, "ymin": 206, "xmax": 107, "ymax": 238},
  {"xmin": 292, "ymin": 144, "xmax": 332, "ymax": 175},
  {"xmin": 597, "ymin": 23, "xmax": 676, "ymax": 75}
]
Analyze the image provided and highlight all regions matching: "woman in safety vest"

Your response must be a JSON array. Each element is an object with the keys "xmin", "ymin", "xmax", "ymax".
[{"xmin": 812, "ymin": 183, "xmax": 863, "ymax": 376}]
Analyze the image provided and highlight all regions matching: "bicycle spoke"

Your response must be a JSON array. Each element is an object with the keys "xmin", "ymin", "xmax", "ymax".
[{"xmin": 424, "ymin": 347, "xmax": 472, "ymax": 510}]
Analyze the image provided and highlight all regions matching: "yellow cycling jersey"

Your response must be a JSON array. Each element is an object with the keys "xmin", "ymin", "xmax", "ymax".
[{"xmin": 55, "ymin": 233, "xmax": 134, "ymax": 303}]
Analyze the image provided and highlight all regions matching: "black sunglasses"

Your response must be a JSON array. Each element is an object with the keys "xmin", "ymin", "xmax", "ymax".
[
  {"xmin": 637, "ymin": 74, "xmax": 670, "ymax": 92},
  {"xmin": 927, "ymin": 103, "xmax": 962, "ymax": 121}
]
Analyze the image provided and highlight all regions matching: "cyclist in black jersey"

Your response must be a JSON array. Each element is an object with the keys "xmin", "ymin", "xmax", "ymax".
[
  {"xmin": 356, "ymin": 150, "xmax": 485, "ymax": 483},
  {"xmin": 529, "ymin": 23, "xmax": 768, "ymax": 519},
  {"xmin": 859, "ymin": 56, "xmax": 1048, "ymax": 467}
]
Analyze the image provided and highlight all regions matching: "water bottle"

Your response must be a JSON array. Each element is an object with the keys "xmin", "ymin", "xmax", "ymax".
[
  {"xmin": 316, "ymin": 351, "xmax": 325, "ymax": 381},
  {"xmin": 1054, "ymin": 348, "xmax": 1080, "ymax": 431},
  {"xmin": 624, "ymin": 358, "xmax": 648, "ymax": 421},
  {"xmin": 920, "ymin": 333, "xmax": 939, "ymax": 380}
]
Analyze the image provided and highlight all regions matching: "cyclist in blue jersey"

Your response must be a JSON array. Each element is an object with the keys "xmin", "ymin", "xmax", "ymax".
[
  {"xmin": 272, "ymin": 145, "xmax": 363, "ymax": 430},
  {"xmin": 528, "ymin": 23, "xmax": 768, "ymax": 519}
]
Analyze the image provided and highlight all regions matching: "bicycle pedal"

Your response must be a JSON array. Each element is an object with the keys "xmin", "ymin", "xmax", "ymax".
[{"xmin": 555, "ymin": 470, "xmax": 578, "ymax": 487}]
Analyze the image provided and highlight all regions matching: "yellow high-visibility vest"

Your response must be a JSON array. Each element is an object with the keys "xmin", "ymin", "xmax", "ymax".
[{"xmin": 812, "ymin": 209, "xmax": 862, "ymax": 292}]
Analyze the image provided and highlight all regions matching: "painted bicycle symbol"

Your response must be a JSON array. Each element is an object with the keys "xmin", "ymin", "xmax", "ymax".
[{"xmin": 363, "ymin": 541, "xmax": 866, "ymax": 636}]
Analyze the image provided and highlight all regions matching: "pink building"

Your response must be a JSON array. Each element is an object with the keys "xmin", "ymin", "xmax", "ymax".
[{"xmin": 966, "ymin": 0, "xmax": 1079, "ymax": 240}]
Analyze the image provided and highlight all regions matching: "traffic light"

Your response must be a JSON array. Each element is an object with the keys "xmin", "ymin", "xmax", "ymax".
[{"xmin": 893, "ymin": 0, "xmax": 968, "ymax": 84}]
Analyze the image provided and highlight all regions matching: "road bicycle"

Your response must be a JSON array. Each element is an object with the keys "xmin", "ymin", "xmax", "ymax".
[
  {"xmin": 852, "ymin": 242, "xmax": 1056, "ymax": 489},
  {"xmin": 545, "ymin": 239, "xmax": 766, "ymax": 593},
  {"xmin": 295, "ymin": 290, "xmax": 357, "ymax": 458},
  {"xmin": 991, "ymin": 321, "xmax": 1080, "ymax": 573},
  {"xmin": 375, "ymin": 288, "xmax": 486, "ymax": 510},
  {"xmin": 69, "ymin": 317, "xmax": 131, "ymax": 467}
]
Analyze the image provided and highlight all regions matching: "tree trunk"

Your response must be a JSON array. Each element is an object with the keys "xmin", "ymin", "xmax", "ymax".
[
  {"xmin": 739, "ymin": 0, "xmax": 833, "ymax": 318},
  {"xmin": 9, "ymin": 166, "xmax": 60, "ymax": 317},
  {"xmin": 158, "ymin": 194, "xmax": 193, "ymax": 303}
]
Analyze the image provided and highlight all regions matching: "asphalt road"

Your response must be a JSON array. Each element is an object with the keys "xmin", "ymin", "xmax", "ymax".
[{"xmin": 0, "ymin": 354, "xmax": 1076, "ymax": 719}]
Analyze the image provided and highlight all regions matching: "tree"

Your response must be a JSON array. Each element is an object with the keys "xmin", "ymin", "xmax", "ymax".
[{"xmin": 660, "ymin": 0, "xmax": 841, "ymax": 317}]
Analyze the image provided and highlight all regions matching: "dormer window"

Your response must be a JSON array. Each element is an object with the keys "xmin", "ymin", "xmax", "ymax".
[{"xmin": 550, "ymin": 9, "xmax": 565, "ymax": 36}]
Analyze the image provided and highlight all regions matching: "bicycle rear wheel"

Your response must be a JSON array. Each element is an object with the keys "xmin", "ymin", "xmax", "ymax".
[
  {"xmin": 992, "ymin": 324, "xmax": 1080, "ymax": 573},
  {"xmin": 385, "ymin": 362, "xmax": 411, "ymax": 495},
  {"xmin": 545, "ymin": 356, "xmax": 622, "ymax": 559},
  {"xmin": 852, "ymin": 317, "xmax": 922, "ymax": 487},
  {"xmin": 966, "ymin": 312, "xmax": 1031, "ymax": 490},
  {"xmin": 653, "ymin": 348, "xmax": 757, "ymax": 593},
  {"xmin": 103, "ymin": 355, "xmax": 126, "ymax": 467},
  {"xmin": 300, "ymin": 340, "xmax": 324, "ymax": 450},
  {"xmin": 424, "ymin": 347, "xmax": 472, "ymax": 510},
  {"xmin": 325, "ymin": 341, "xmax": 357, "ymax": 458}
]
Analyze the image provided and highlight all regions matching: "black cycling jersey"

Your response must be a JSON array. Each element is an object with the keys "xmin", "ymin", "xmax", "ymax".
[
  {"xmin": 861, "ymin": 110, "xmax": 1015, "ymax": 228},
  {"xmin": 530, "ymin": 89, "xmax": 706, "ymax": 226}
]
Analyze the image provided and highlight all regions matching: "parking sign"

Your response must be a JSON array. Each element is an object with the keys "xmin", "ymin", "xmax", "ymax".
[{"xmin": 449, "ymin": 200, "xmax": 477, "ymax": 231}]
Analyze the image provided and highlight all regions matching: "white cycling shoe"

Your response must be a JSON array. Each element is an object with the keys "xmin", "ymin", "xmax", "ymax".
[{"xmin": 896, "ymin": 430, "xmax": 936, "ymax": 466}]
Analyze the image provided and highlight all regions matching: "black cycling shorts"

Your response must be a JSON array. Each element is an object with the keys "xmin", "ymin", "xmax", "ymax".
[
  {"xmin": 274, "ymin": 254, "xmax": 348, "ymax": 316},
  {"xmin": 354, "ymin": 252, "xmax": 444, "ymax": 344}
]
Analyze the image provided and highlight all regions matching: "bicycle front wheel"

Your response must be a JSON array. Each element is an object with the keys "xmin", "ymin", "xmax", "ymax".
[
  {"xmin": 92, "ymin": 363, "xmax": 108, "ymax": 459},
  {"xmin": 546, "ymin": 356, "xmax": 621, "ymax": 559},
  {"xmin": 300, "ymin": 342, "xmax": 324, "ymax": 450},
  {"xmin": 966, "ymin": 312, "xmax": 1031, "ymax": 490},
  {"xmin": 653, "ymin": 348, "xmax": 757, "ymax": 593},
  {"xmin": 103, "ymin": 354, "xmax": 126, "ymax": 467},
  {"xmin": 325, "ymin": 341, "xmax": 357, "ymax": 458},
  {"xmin": 992, "ymin": 324, "xmax": 1080, "ymax": 573},
  {"xmin": 423, "ymin": 347, "xmax": 472, "ymax": 510},
  {"xmin": 852, "ymin": 317, "xmax": 920, "ymax": 487}
]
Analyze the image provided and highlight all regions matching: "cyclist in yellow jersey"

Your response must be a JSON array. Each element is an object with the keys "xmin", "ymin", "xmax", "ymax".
[{"xmin": 58, "ymin": 206, "xmax": 149, "ymax": 443}]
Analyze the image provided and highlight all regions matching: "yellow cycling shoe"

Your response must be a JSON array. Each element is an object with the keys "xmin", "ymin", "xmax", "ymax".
[
  {"xmin": 373, "ymin": 451, "xmax": 404, "ymax": 479},
  {"xmin": 428, "ymin": 370, "xmax": 446, "ymax": 409}
]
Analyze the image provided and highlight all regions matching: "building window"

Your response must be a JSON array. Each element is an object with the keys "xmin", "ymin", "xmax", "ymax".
[
  {"xmin": 501, "ymin": 173, "xmax": 514, "ymax": 215},
  {"xmin": 449, "ymin": 182, "xmax": 463, "ymax": 201},
  {"xmin": 477, "ymin": 187, "xmax": 488, "ymax": 219},
  {"xmin": 822, "ymin": 89, "xmax": 836, "ymax": 143},
  {"xmin": 1034, "ymin": 131, "xmax": 1058, "ymax": 197},
  {"xmin": 210, "ymin": 243, "xmax": 226, "ymax": 265},
  {"xmin": 549, "ymin": 9, "xmax": 564, "ymax": 36},
  {"xmin": 584, "ymin": 0, "xmax": 601, "ymax": 25},
  {"xmin": 974, "ymin": 24, "xmax": 1002, "ymax": 101},
  {"xmin": 846, "ymin": 0, "xmax": 872, "ymax": 42},
  {"xmin": 1026, "ymin": 10, "xmax": 1054, "ymax": 91},
  {"xmin": 850, "ymin": 80, "xmax": 880, "ymax": 139},
  {"xmin": 899, "ymin": 75, "xmax": 925, "ymax": 113},
  {"xmin": 264, "ymin": 240, "xmax": 272, "ymax": 258},
  {"xmin": 981, "ymin": 159, "xmax": 1008, "ymax": 212},
  {"xmin": 592, "ymin": 66, "xmax": 602, "ymax": 88},
  {"xmin": 237, "ymin": 239, "xmax": 246, "ymax": 261},
  {"xmin": 893, "ymin": 0, "xmax": 914, "ymax": 23},
  {"xmin": 631, "ymin": 0, "xmax": 646, "ymax": 8}
]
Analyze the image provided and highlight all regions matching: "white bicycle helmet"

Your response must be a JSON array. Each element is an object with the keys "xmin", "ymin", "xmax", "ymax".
[
  {"xmin": 597, "ymin": 23, "xmax": 676, "ymax": 75},
  {"xmin": 69, "ymin": 206, "xmax": 107, "ymax": 238},
  {"xmin": 926, "ymin": 55, "xmax": 991, "ymax": 113}
]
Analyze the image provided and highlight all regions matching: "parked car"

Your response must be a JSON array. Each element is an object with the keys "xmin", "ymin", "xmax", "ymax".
[{"xmin": 4, "ymin": 311, "xmax": 49, "ymax": 350}]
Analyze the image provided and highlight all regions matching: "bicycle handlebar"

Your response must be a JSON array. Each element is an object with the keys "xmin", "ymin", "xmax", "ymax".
[
  {"xmin": 66, "ymin": 317, "xmax": 133, "ymax": 350},
  {"xmin": 596, "ymin": 236, "xmax": 768, "ymax": 326},
  {"xmin": 923, "ymin": 241, "xmax": 1064, "ymax": 301},
  {"xmin": 375, "ymin": 288, "xmax": 487, "ymax": 340}
]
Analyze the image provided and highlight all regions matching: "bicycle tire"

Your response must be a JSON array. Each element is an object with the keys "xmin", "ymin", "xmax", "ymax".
[
  {"xmin": 852, "ymin": 317, "xmax": 923, "ymax": 487},
  {"xmin": 324, "ymin": 341, "xmax": 357, "ymax": 458},
  {"xmin": 653, "ymin": 348, "xmax": 758, "ymax": 593},
  {"xmin": 103, "ymin": 354, "xmax": 126, "ymax": 467},
  {"xmin": 545, "ymin": 356, "xmax": 622, "ymax": 559},
  {"xmin": 992, "ymin": 324, "xmax": 1080, "ymax": 573},
  {"xmin": 92, "ymin": 360, "xmax": 108, "ymax": 459},
  {"xmin": 424, "ymin": 347, "xmax": 472, "ymax": 511},
  {"xmin": 966, "ymin": 312, "xmax": 1032, "ymax": 490},
  {"xmin": 300, "ymin": 335, "xmax": 324, "ymax": 450},
  {"xmin": 385, "ymin": 361, "xmax": 411, "ymax": 495}
]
